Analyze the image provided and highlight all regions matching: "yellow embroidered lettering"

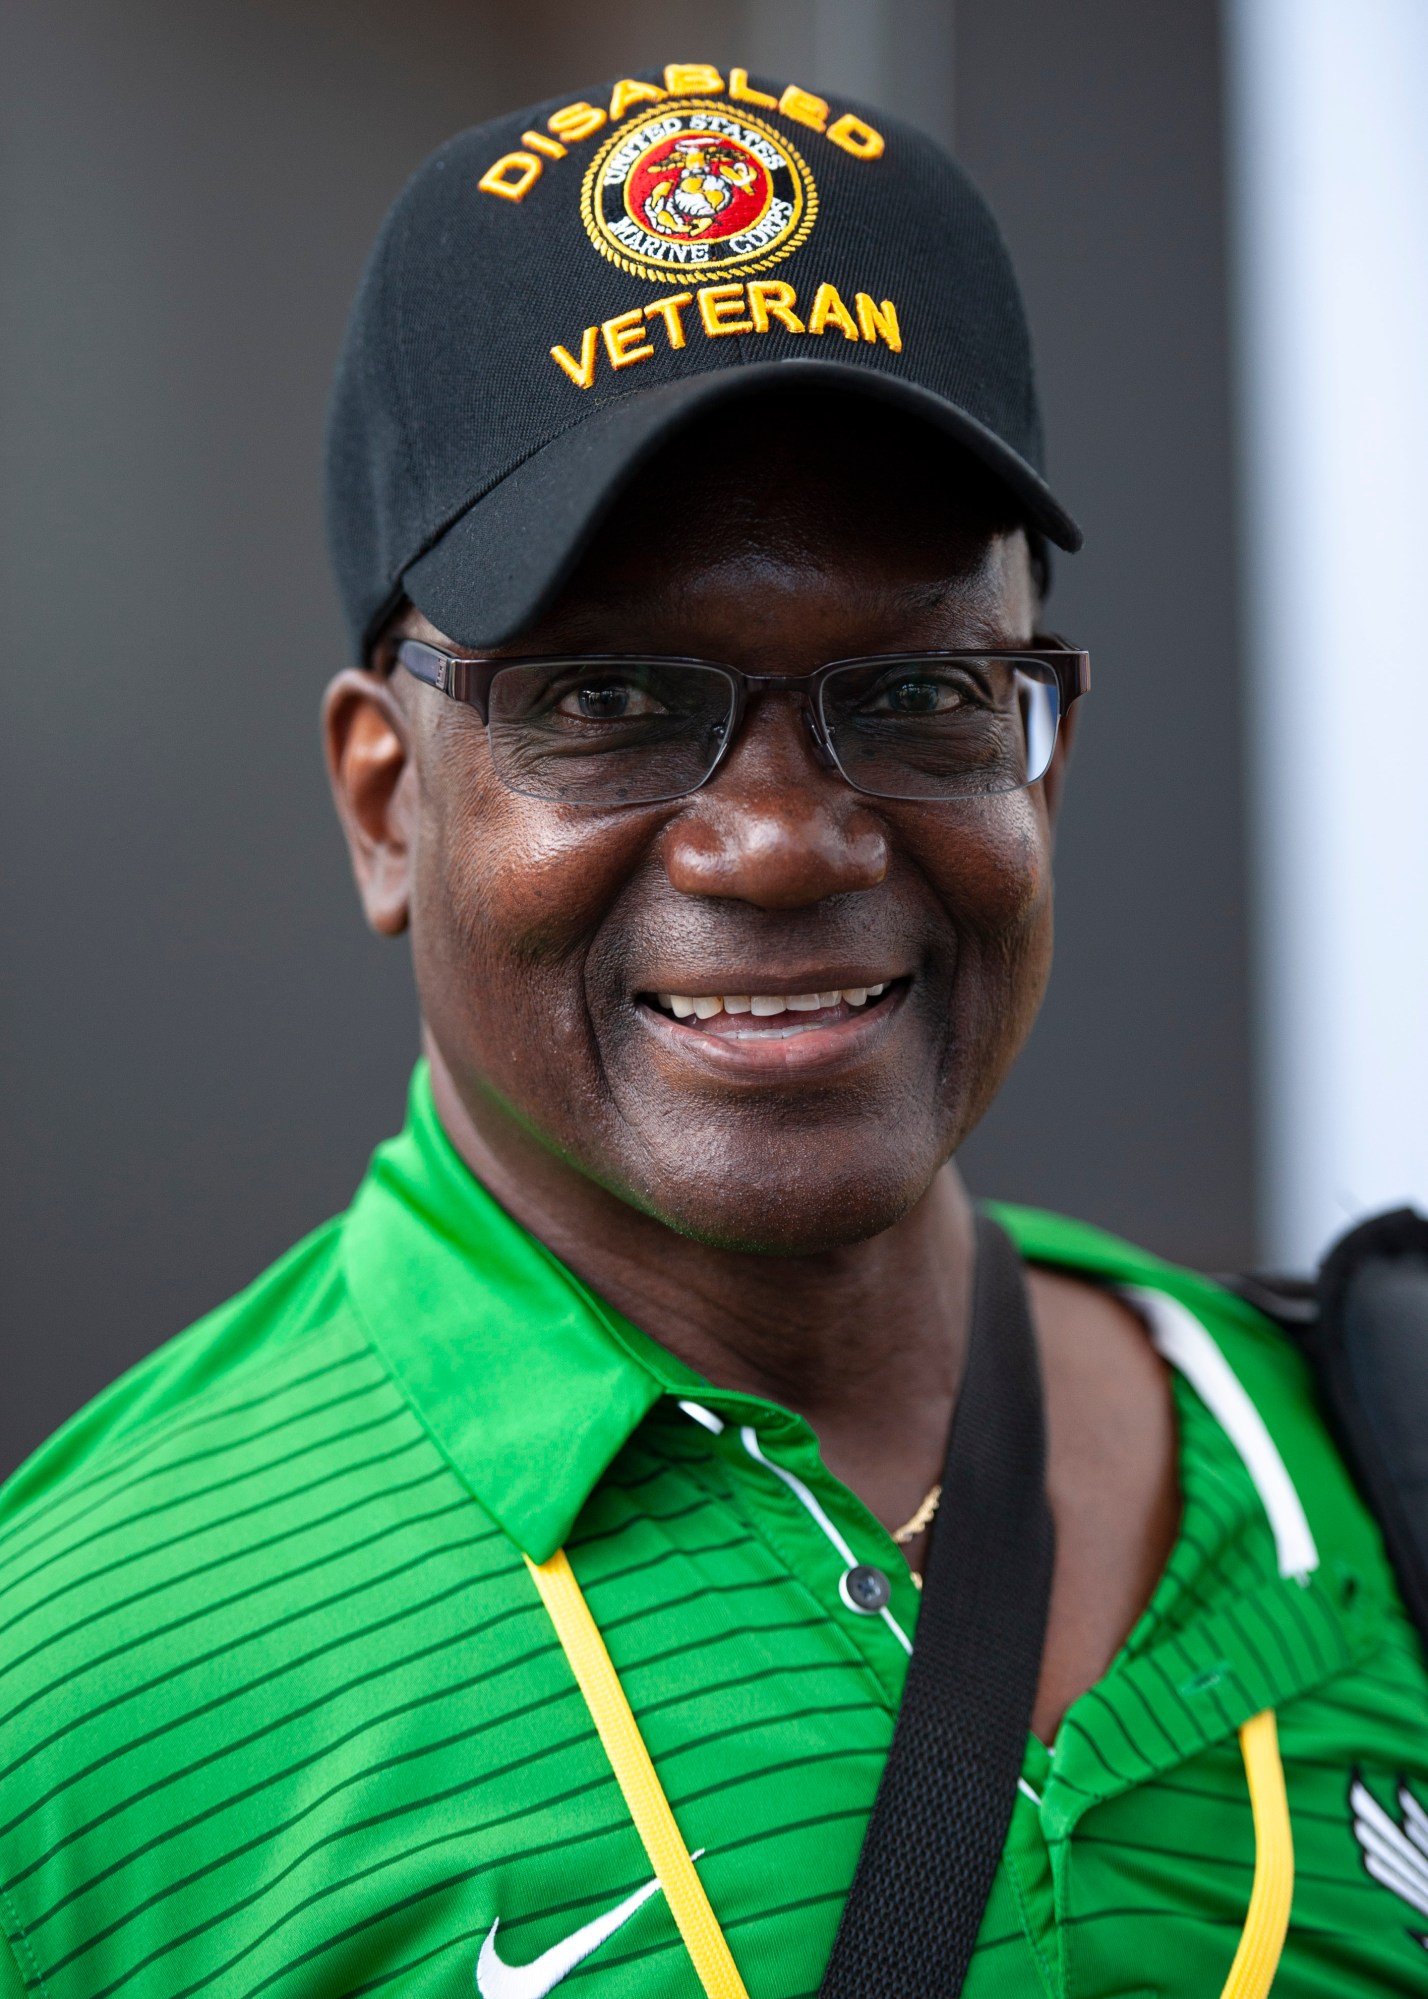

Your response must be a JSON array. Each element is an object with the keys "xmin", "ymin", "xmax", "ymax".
[
  {"xmin": 855, "ymin": 293, "xmax": 902, "ymax": 350},
  {"xmin": 728, "ymin": 68, "xmax": 779, "ymax": 109},
  {"xmin": 778, "ymin": 84, "xmax": 829, "ymax": 132},
  {"xmin": 479, "ymin": 152, "xmax": 542, "ymax": 202},
  {"xmin": 602, "ymin": 308, "xmax": 655, "ymax": 370},
  {"xmin": 664, "ymin": 64, "xmax": 725, "ymax": 96},
  {"xmin": 747, "ymin": 281, "xmax": 805, "ymax": 334},
  {"xmin": 698, "ymin": 283, "xmax": 752, "ymax": 337},
  {"xmin": 548, "ymin": 101, "xmax": 607, "ymax": 143},
  {"xmin": 645, "ymin": 293, "xmax": 694, "ymax": 350},
  {"xmin": 828, "ymin": 112, "xmax": 885, "ymax": 160},
  {"xmin": 551, "ymin": 327, "xmax": 599, "ymax": 389},
  {"xmin": 521, "ymin": 130, "xmax": 566, "ymax": 160},
  {"xmin": 808, "ymin": 282, "xmax": 859, "ymax": 340},
  {"xmin": 610, "ymin": 78, "xmax": 667, "ymax": 119}
]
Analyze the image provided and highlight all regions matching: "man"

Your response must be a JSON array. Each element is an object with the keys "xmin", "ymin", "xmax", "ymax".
[{"xmin": 2, "ymin": 63, "xmax": 1426, "ymax": 1999}]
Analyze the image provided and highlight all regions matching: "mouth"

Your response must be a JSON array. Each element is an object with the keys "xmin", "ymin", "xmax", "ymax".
[{"xmin": 639, "ymin": 979, "xmax": 901, "ymax": 1040}]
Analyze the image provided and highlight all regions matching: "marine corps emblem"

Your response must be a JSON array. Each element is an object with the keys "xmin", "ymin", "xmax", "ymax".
[{"xmin": 582, "ymin": 103, "xmax": 816, "ymax": 282}]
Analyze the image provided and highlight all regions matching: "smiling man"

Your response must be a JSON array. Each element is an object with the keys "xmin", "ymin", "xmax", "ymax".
[{"xmin": 3, "ymin": 63, "xmax": 1428, "ymax": 1999}]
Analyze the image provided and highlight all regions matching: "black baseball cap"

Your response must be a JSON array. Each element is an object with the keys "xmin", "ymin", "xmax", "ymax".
[{"xmin": 326, "ymin": 62, "xmax": 1081, "ymax": 662}]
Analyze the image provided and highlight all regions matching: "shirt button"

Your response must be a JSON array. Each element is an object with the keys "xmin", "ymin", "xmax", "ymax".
[{"xmin": 839, "ymin": 1564, "xmax": 892, "ymax": 1614}]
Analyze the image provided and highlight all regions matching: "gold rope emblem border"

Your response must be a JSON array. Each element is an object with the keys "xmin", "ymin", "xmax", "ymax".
[{"xmin": 580, "ymin": 100, "xmax": 818, "ymax": 285}]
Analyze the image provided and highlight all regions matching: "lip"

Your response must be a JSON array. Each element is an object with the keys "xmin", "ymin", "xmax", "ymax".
[{"xmin": 635, "ymin": 978, "xmax": 909, "ymax": 1080}]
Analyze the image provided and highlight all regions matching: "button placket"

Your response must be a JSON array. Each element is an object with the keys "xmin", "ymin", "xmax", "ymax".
[{"xmin": 677, "ymin": 1398, "xmax": 918, "ymax": 1685}]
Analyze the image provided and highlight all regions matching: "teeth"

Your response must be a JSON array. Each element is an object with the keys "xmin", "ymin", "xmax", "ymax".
[{"xmin": 654, "ymin": 984, "xmax": 892, "ymax": 1021}]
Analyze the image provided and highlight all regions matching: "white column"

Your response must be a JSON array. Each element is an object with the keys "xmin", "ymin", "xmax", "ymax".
[{"xmin": 1226, "ymin": 0, "xmax": 1428, "ymax": 1266}]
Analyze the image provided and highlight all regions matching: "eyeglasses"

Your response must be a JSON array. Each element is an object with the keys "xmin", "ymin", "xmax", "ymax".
[{"xmin": 394, "ymin": 639, "xmax": 1090, "ymax": 807}]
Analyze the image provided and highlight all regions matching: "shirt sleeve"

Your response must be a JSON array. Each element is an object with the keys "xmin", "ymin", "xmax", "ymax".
[{"xmin": 0, "ymin": 1934, "xmax": 32, "ymax": 1998}]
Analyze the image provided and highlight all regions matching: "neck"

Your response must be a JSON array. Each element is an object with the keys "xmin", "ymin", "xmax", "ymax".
[{"xmin": 426, "ymin": 1038, "xmax": 973, "ymax": 1531}]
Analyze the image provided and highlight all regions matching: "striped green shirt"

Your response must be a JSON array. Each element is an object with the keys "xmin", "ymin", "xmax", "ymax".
[{"xmin": 3, "ymin": 1065, "xmax": 1427, "ymax": 1998}]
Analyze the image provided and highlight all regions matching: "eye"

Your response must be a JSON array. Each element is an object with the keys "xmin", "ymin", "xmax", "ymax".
[
  {"xmin": 873, "ymin": 674, "xmax": 968, "ymax": 717},
  {"xmin": 555, "ymin": 679, "xmax": 665, "ymax": 721}
]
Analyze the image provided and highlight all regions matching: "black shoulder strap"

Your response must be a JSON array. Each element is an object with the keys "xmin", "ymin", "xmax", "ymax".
[
  {"xmin": 1228, "ymin": 1207, "xmax": 1428, "ymax": 1643},
  {"xmin": 819, "ymin": 1213, "xmax": 1054, "ymax": 1999}
]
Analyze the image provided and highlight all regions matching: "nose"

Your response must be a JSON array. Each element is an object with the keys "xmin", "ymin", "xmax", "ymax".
[{"xmin": 661, "ymin": 697, "xmax": 889, "ymax": 908}]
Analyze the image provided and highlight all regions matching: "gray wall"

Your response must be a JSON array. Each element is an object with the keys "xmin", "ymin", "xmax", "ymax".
[
  {"xmin": 1, "ymin": 1, "xmax": 1251, "ymax": 1479},
  {"xmin": 953, "ymin": 0, "xmax": 1253, "ymax": 1262}
]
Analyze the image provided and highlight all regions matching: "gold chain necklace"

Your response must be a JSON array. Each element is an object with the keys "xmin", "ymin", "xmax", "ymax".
[{"xmin": 891, "ymin": 1481, "xmax": 942, "ymax": 1545}]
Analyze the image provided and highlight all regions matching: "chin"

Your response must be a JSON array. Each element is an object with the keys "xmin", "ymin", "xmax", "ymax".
[{"xmin": 617, "ymin": 1144, "xmax": 940, "ymax": 1257}]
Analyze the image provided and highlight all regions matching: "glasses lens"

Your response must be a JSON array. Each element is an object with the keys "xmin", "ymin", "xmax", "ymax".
[
  {"xmin": 486, "ymin": 660, "xmax": 736, "ymax": 804},
  {"xmin": 820, "ymin": 656, "xmax": 1062, "ymax": 800}
]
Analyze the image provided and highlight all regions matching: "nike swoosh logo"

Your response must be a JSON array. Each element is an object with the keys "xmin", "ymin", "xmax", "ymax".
[{"xmin": 476, "ymin": 1852, "xmax": 705, "ymax": 1999}]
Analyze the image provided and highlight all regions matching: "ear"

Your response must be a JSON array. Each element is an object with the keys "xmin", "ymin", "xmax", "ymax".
[
  {"xmin": 322, "ymin": 668, "xmax": 415, "ymax": 937},
  {"xmin": 1037, "ymin": 700, "xmax": 1079, "ymax": 831}
]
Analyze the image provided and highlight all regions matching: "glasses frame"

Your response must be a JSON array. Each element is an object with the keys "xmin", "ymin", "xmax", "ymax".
[{"xmin": 392, "ymin": 636, "xmax": 1091, "ymax": 804}]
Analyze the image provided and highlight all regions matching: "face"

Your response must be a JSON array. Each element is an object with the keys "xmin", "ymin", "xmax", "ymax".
[{"xmin": 326, "ymin": 398, "xmax": 1071, "ymax": 1254}]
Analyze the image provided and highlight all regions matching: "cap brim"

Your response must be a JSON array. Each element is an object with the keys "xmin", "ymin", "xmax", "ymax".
[{"xmin": 401, "ymin": 359, "xmax": 1082, "ymax": 652}]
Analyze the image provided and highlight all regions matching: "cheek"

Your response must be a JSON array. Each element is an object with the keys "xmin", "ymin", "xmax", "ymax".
[
  {"xmin": 913, "ymin": 795, "xmax": 1056, "ymax": 1109},
  {"xmin": 959, "ymin": 801, "xmax": 1056, "ymax": 1121},
  {"xmin": 408, "ymin": 732, "xmax": 654, "ymax": 1074},
  {"xmin": 917, "ymin": 793, "xmax": 1054, "ymax": 942}
]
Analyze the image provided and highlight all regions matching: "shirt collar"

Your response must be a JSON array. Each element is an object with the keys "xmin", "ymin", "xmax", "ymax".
[
  {"xmin": 341, "ymin": 1063, "xmax": 705, "ymax": 1562},
  {"xmin": 339, "ymin": 1081, "xmax": 1391, "ymax": 1675}
]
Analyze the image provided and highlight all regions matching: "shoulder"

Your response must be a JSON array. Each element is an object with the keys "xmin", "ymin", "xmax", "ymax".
[
  {"xmin": 991, "ymin": 1201, "xmax": 1394, "ymax": 1590},
  {"xmin": 0, "ymin": 1214, "xmax": 358, "ymax": 1540},
  {"xmin": 0, "ymin": 1214, "xmax": 417, "ymax": 1740},
  {"xmin": 0, "ymin": 1209, "xmax": 508, "ymax": 1982}
]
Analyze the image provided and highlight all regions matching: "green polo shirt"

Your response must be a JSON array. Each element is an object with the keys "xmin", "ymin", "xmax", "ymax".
[{"xmin": 3, "ymin": 1066, "xmax": 1427, "ymax": 1999}]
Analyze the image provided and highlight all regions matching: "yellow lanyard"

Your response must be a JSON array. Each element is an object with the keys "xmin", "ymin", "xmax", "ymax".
[
  {"xmin": 527, "ymin": 1548, "xmax": 1293, "ymax": 1999},
  {"xmin": 525, "ymin": 1552, "xmax": 751, "ymax": 1999},
  {"xmin": 1223, "ymin": 1709, "xmax": 1295, "ymax": 1999}
]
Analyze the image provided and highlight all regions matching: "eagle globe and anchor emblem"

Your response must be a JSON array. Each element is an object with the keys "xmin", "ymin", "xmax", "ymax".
[{"xmin": 581, "ymin": 102, "xmax": 817, "ymax": 280}]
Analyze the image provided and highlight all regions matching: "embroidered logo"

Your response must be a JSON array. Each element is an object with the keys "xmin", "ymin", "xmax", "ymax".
[
  {"xmin": 581, "ymin": 104, "xmax": 816, "ymax": 283},
  {"xmin": 476, "ymin": 1855, "xmax": 704, "ymax": 1999},
  {"xmin": 1350, "ymin": 1773, "xmax": 1428, "ymax": 1945}
]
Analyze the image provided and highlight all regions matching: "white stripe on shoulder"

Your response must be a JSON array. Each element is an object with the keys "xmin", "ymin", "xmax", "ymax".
[
  {"xmin": 678, "ymin": 1398, "xmax": 725, "ymax": 1435},
  {"xmin": 1123, "ymin": 1284, "xmax": 1318, "ymax": 1582}
]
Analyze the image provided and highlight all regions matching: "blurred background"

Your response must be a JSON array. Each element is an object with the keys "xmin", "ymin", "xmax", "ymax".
[{"xmin": 3, "ymin": 1, "xmax": 1425, "ymax": 1476}]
